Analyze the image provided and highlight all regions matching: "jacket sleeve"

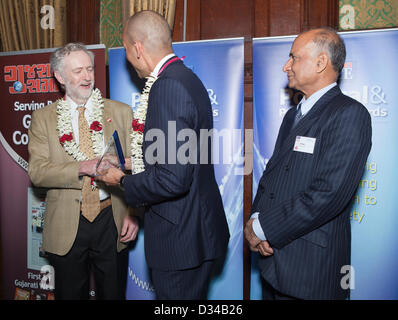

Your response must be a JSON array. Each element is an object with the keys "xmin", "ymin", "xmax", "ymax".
[
  {"xmin": 28, "ymin": 109, "xmax": 82, "ymax": 189},
  {"xmin": 123, "ymin": 78, "xmax": 196, "ymax": 207},
  {"xmin": 259, "ymin": 102, "xmax": 372, "ymax": 249}
]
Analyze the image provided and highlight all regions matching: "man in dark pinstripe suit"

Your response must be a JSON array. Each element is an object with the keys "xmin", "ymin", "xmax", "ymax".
[
  {"xmin": 97, "ymin": 11, "xmax": 229, "ymax": 300},
  {"xmin": 245, "ymin": 28, "xmax": 372, "ymax": 299}
]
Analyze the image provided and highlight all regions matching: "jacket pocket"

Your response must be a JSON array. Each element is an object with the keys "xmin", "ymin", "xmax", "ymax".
[
  {"xmin": 299, "ymin": 228, "xmax": 328, "ymax": 248},
  {"xmin": 150, "ymin": 203, "xmax": 180, "ymax": 225}
]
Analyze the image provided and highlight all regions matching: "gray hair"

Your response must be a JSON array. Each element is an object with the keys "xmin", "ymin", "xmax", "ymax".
[
  {"xmin": 311, "ymin": 27, "xmax": 346, "ymax": 73},
  {"xmin": 50, "ymin": 43, "xmax": 94, "ymax": 74}
]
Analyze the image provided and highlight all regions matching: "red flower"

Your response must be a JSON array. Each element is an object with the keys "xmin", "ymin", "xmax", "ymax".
[
  {"xmin": 132, "ymin": 119, "xmax": 145, "ymax": 134},
  {"xmin": 90, "ymin": 121, "xmax": 102, "ymax": 132},
  {"xmin": 59, "ymin": 133, "xmax": 73, "ymax": 146}
]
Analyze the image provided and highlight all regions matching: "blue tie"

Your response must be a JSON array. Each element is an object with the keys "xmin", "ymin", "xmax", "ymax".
[{"xmin": 291, "ymin": 102, "xmax": 303, "ymax": 129}]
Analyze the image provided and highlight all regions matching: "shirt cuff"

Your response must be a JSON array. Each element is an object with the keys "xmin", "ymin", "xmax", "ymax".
[{"xmin": 250, "ymin": 212, "xmax": 267, "ymax": 241}]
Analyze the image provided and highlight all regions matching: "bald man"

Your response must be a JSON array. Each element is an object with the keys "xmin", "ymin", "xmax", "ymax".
[
  {"xmin": 97, "ymin": 11, "xmax": 229, "ymax": 299},
  {"xmin": 245, "ymin": 28, "xmax": 372, "ymax": 299}
]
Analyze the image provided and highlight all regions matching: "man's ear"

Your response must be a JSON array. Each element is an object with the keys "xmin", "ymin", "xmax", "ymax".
[
  {"xmin": 54, "ymin": 71, "xmax": 66, "ymax": 85},
  {"xmin": 316, "ymin": 52, "xmax": 328, "ymax": 73},
  {"xmin": 134, "ymin": 41, "xmax": 144, "ymax": 59}
]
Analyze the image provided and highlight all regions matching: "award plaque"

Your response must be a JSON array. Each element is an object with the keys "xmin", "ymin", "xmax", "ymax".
[{"xmin": 96, "ymin": 130, "xmax": 125, "ymax": 173}]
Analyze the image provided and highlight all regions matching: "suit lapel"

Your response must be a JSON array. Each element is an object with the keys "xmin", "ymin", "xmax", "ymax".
[
  {"xmin": 264, "ymin": 86, "xmax": 341, "ymax": 174},
  {"xmin": 278, "ymin": 108, "xmax": 296, "ymax": 148},
  {"xmin": 102, "ymin": 101, "xmax": 113, "ymax": 142}
]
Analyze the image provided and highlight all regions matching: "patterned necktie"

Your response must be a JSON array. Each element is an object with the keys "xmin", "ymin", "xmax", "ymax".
[
  {"xmin": 291, "ymin": 102, "xmax": 303, "ymax": 129},
  {"xmin": 77, "ymin": 106, "xmax": 100, "ymax": 222}
]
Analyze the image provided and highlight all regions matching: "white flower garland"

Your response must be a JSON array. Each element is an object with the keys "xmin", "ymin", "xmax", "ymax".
[
  {"xmin": 56, "ymin": 88, "xmax": 104, "ymax": 161},
  {"xmin": 56, "ymin": 77, "xmax": 158, "ymax": 176},
  {"xmin": 131, "ymin": 74, "xmax": 158, "ymax": 174}
]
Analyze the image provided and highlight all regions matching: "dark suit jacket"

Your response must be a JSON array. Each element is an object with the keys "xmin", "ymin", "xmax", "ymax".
[
  {"xmin": 252, "ymin": 85, "xmax": 372, "ymax": 299},
  {"xmin": 124, "ymin": 58, "xmax": 230, "ymax": 271}
]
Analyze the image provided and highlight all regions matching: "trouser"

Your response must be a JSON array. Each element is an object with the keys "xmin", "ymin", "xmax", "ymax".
[
  {"xmin": 151, "ymin": 259, "xmax": 216, "ymax": 300},
  {"xmin": 47, "ymin": 205, "xmax": 128, "ymax": 300},
  {"xmin": 262, "ymin": 278, "xmax": 299, "ymax": 300}
]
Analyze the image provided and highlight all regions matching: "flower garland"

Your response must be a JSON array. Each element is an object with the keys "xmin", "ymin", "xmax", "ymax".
[
  {"xmin": 131, "ymin": 74, "xmax": 158, "ymax": 174},
  {"xmin": 56, "ymin": 88, "xmax": 104, "ymax": 161}
]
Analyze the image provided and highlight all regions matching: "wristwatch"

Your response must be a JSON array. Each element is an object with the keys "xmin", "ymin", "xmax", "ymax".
[{"xmin": 119, "ymin": 175, "xmax": 126, "ymax": 190}]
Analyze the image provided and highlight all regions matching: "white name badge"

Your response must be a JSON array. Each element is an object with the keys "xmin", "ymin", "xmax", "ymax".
[{"xmin": 293, "ymin": 136, "xmax": 316, "ymax": 154}]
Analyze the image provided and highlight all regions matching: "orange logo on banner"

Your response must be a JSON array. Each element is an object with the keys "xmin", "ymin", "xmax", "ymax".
[
  {"xmin": 0, "ymin": 55, "xmax": 63, "ymax": 171},
  {"xmin": 0, "ymin": 48, "xmax": 106, "ymax": 172},
  {"xmin": 4, "ymin": 63, "xmax": 59, "ymax": 94}
]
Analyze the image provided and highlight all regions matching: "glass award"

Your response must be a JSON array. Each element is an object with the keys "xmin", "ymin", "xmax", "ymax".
[{"xmin": 96, "ymin": 130, "xmax": 125, "ymax": 174}]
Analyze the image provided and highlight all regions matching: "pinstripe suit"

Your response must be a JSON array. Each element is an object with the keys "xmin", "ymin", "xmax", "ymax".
[
  {"xmin": 123, "ymin": 58, "xmax": 230, "ymax": 299},
  {"xmin": 252, "ymin": 85, "xmax": 372, "ymax": 299}
]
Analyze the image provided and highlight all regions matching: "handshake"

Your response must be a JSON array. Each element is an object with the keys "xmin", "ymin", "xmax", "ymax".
[{"xmin": 79, "ymin": 154, "xmax": 132, "ymax": 187}]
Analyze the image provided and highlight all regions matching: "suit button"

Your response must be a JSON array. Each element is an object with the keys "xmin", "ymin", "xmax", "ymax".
[
  {"xmin": 270, "ymin": 193, "xmax": 275, "ymax": 199},
  {"xmin": 285, "ymin": 165, "xmax": 289, "ymax": 171}
]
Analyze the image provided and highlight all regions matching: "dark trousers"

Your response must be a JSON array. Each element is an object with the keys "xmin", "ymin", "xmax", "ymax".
[
  {"xmin": 262, "ymin": 278, "xmax": 298, "ymax": 300},
  {"xmin": 47, "ymin": 206, "xmax": 128, "ymax": 300},
  {"xmin": 151, "ymin": 259, "xmax": 215, "ymax": 300}
]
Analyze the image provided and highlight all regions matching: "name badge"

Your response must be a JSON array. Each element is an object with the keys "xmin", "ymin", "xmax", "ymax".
[{"xmin": 293, "ymin": 136, "xmax": 316, "ymax": 154}]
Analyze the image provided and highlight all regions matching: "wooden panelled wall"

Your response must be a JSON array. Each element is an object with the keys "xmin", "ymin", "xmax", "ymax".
[
  {"xmin": 66, "ymin": 0, "xmax": 339, "ymax": 299},
  {"xmin": 67, "ymin": 0, "xmax": 101, "ymax": 44}
]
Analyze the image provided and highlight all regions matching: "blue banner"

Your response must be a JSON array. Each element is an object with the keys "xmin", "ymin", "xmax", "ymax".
[
  {"xmin": 109, "ymin": 38, "xmax": 244, "ymax": 299},
  {"xmin": 252, "ymin": 29, "xmax": 398, "ymax": 299}
]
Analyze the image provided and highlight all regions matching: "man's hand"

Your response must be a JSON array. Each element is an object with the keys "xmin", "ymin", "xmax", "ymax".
[
  {"xmin": 120, "ymin": 215, "xmax": 139, "ymax": 243},
  {"xmin": 95, "ymin": 167, "xmax": 125, "ymax": 186},
  {"xmin": 96, "ymin": 158, "xmax": 116, "ymax": 175},
  {"xmin": 257, "ymin": 240, "xmax": 274, "ymax": 257},
  {"xmin": 79, "ymin": 159, "xmax": 99, "ymax": 177},
  {"xmin": 102, "ymin": 154, "xmax": 120, "ymax": 167},
  {"xmin": 244, "ymin": 218, "xmax": 274, "ymax": 256},
  {"xmin": 79, "ymin": 159, "xmax": 115, "ymax": 177},
  {"xmin": 244, "ymin": 218, "xmax": 262, "ymax": 251},
  {"xmin": 124, "ymin": 157, "xmax": 132, "ymax": 171},
  {"xmin": 102, "ymin": 155, "xmax": 132, "ymax": 171}
]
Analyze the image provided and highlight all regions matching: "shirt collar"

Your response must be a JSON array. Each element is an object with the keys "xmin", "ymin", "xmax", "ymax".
[
  {"xmin": 299, "ymin": 82, "xmax": 337, "ymax": 116},
  {"xmin": 151, "ymin": 53, "xmax": 176, "ymax": 77},
  {"xmin": 66, "ymin": 92, "xmax": 94, "ymax": 113}
]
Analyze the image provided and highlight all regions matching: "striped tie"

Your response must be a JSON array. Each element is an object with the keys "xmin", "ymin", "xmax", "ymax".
[
  {"xmin": 291, "ymin": 102, "xmax": 303, "ymax": 129},
  {"xmin": 77, "ymin": 106, "xmax": 100, "ymax": 222}
]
